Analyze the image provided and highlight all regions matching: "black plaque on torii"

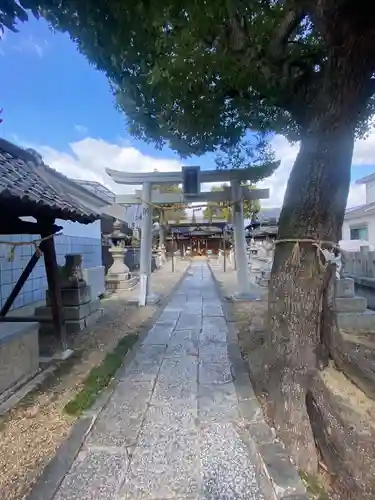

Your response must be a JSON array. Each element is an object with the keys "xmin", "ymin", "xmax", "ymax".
[{"xmin": 182, "ymin": 166, "xmax": 200, "ymax": 197}]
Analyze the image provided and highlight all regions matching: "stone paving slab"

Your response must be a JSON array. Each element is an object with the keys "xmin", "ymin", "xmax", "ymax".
[
  {"xmin": 175, "ymin": 313, "xmax": 202, "ymax": 331},
  {"xmin": 49, "ymin": 262, "xmax": 306, "ymax": 500},
  {"xmin": 119, "ymin": 435, "xmax": 201, "ymax": 499},
  {"xmin": 142, "ymin": 322, "xmax": 177, "ymax": 345},
  {"xmin": 118, "ymin": 345, "xmax": 166, "ymax": 383},
  {"xmin": 137, "ymin": 404, "xmax": 197, "ymax": 448},
  {"xmin": 53, "ymin": 449, "xmax": 128, "ymax": 500},
  {"xmin": 202, "ymin": 304, "xmax": 224, "ymax": 317},
  {"xmin": 198, "ymin": 382, "xmax": 239, "ymax": 422},
  {"xmin": 200, "ymin": 421, "xmax": 265, "ymax": 500},
  {"xmin": 86, "ymin": 380, "xmax": 154, "ymax": 448}
]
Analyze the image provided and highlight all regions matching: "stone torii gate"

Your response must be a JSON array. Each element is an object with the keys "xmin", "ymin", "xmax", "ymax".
[{"xmin": 106, "ymin": 166, "xmax": 269, "ymax": 305}]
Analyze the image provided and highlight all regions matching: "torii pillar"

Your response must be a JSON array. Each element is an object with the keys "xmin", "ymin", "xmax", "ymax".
[
  {"xmin": 231, "ymin": 179, "xmax": 254, "ymax": 299},
  {"xmin": 139, "ymin": 181, "xmax": 159, "ymax": 305}
]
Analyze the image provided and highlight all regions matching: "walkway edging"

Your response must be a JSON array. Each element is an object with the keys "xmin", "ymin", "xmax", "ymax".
[
  {"xmin": 208, "ymin": 264, "xmax": 309, "ymax": 500},
  {"xmin": 26, "ymin": 262, "xmax": 191, "ymax": 500}
]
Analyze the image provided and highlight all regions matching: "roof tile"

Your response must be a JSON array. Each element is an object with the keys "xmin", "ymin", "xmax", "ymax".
[{"xmin": 0, "ymin": 139, "xmax": 99, "ymax": 224}]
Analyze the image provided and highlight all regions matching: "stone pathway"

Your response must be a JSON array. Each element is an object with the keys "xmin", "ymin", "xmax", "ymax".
[{"xmin": 52, "ymin": 262, "xmax": 267, "ymax": 500}]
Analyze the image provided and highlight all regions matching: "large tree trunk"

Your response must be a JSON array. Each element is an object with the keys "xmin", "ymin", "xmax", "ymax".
[
  {"xmin": 265, "ymin": 125, "xmax": 353, "ymax": 472},
  {"xmin": 261, "ymin": 7, "xmax": 375, "ymax": 468},
  {"xmin": 263, "ymin": 57, "xmax": 375, "ymax": 472}
]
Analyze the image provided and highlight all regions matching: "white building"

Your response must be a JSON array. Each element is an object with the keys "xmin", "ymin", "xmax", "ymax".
[{"xmin": 342, "ymin": 173, "xmax": 375, "ymax": 247}]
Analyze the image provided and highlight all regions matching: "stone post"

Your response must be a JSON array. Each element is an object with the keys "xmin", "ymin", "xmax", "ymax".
[
  {"xmin": 231, "ymin": 179, "xmax": 252, "ymax": 298},
  {"xmin": 159, "ymin": 211, "xmax": 166, "ymax": 249},
  {"xmin": 139, "ymin": 182, "xmax": 158, "ymax": 305}
]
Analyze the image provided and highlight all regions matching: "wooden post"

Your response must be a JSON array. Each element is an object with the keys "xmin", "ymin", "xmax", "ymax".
[{"xmin": 39, "ymin": 221, "xmax": 67, "ymax": 350}]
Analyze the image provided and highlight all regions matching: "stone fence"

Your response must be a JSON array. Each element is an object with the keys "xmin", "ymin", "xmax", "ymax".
[
  {"xmin": 344, "ymin": 247, "xmax": 375, "ymax": 278},
  {"xmin": 344, "ymin": 247, "xmax": 375, "ymax": 310}
]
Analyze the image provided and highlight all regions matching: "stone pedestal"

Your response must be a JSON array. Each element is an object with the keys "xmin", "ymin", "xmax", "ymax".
[
  {"xmin": 36, "ymin": 254, "xmax": 103, "ymax": 335},
  {"xmin": 37, "ymin": 282, "xmax": 103, "ymax": 335},
  {"xmin": 255, "ymin": 269, "xmax": 271, "ymax": 287},
  {"xmin": 335, "ymin": 277, "xmax": 375, "ymax": 329},
  {"xmin": 105, "ymin": 245, "xmax": 130, "ymax": 293}
]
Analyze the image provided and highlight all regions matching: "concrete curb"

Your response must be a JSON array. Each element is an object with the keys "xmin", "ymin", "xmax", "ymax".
[
  {"xmin": 26, "ymin": 262, "xmax": 191, "ymax": 500},
  {"xmin": 209, "ymin": 264, "xmax": 309, "ymax": 500}
]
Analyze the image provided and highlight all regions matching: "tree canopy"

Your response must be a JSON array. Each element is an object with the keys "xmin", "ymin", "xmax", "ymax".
[
  {"xmin": 3, "ymin": 1, "xmax": 375, "ymax": 156},
  {"xmin": 203, "ymin": 183, "xmax": 260, "ymax": 222},
  {"xmin": 152, "ymin": 183, "xmax": 187, "ymax": 223}
]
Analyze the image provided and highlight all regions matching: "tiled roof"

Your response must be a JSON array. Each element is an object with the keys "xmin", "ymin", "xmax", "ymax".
[
  {"xmin": 356, "ymin": 172, "xmax": 375, "ymax": 185},
  {"xmin": 0, "ymin": 139, "xmax": 99, "ymax": 224}
]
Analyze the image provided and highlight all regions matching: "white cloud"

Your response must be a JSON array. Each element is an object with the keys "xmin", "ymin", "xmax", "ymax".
[
  {"xmin": 28, "ymin": 137, "xmax": 183, "ymax": 195},
  {"xmin": 259, "ymin": 128, "xmax": 375, "ymax": 209},
  {"xmin": 15, "ymin": 129, "xmax": 375, "ymax": 213},
  {"xmin": 12, "ymin": 36, "xmax": 48, "ymax": 57},
  {"xmin": 74, "ymin": 124, "xmax": 89, "ymax": 135}
]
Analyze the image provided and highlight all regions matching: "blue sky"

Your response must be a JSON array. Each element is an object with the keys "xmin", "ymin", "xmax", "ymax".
[
  {"xmin": 0, "ymin": 16, "xmax": 217, "ymax": 166},
  {"xmin": 1, "ymin": 16, "xmax": 375, "ymax": 207}
]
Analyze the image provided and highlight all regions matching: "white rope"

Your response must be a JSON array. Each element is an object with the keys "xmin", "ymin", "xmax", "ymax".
[{"xmin": 0, "ymin": 232, "xmax": 62, "ymax": 262}]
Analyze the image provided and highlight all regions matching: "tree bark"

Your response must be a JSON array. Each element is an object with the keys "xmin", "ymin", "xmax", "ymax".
[
  {"xmin": 265, "ymin": 124, "xmax": 353, "ymax": 472},
  {"xmin": 264, "ymin": 94, "xmax": 362, "ymax": 475},
  {"xmin": 260, "ymin": 11, "xmax": 375, "ymax": 468}
]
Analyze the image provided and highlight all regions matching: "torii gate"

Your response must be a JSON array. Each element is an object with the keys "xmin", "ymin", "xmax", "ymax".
[{"xmin": 106, "ymin": 166, "xmax": 269, "ymax": 305}]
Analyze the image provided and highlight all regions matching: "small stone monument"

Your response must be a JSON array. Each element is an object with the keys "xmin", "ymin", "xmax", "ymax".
[
  {"xmin": 218, "ymin": 249, "xmax": 223, "ymax": 264},
  {"xmin": 335, "ymin": 276, "xmax": 375, "ymax": 329},
  {"xmin": 105, "ymin": 219, "xmax": 130, "ymax": 293},
  {"xmin": 255, "ymin": 239, "xmax": 274, "ymax": 286},
  {"xmin": 157, "ymin": 245, "xmax": 167, "ymax": 267},
  {"xmin": 36, "ymin": 253, "xmax": 102, "ymax": 335}
]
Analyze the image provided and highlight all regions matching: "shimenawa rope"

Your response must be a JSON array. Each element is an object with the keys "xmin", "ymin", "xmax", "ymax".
[
  {"xmin": 273, "ymin": 238, "xmax": 339, "ymax": 275},
  {"xmin": 0, "ymin": 232, "xmax": 61, "ymax": 262}
]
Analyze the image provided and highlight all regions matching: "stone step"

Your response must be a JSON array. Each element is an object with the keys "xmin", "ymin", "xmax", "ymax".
[
  {"xmin": 334, "ymin": 296, "xmax": 367, "ymax": 313},
  {"xmin": 39, "ymin": 309, "xmax": 104, "ymax": 335},
  {"xmin": 335, "ymin": 277, "xmax": 355, "ymax": 298},
  {"xmin": 35, "ymin": 300, "xmax": 100, "ymax": 322},
  {"xmin": 337, "ymin": 310, "xmax": 375, "ymax": 330},
  {"xmin": 46, "ymin": 285, "xmax": 91, "ymax": 307}
]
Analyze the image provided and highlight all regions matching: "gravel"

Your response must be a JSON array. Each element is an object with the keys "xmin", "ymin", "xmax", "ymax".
[{"xmin": 0, "ymin": 260, "xmax": 189, "ymax": 500}]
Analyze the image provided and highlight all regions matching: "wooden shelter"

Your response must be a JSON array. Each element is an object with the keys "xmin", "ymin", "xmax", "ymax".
[
  {"xmin": 245, "ymin": 207, "xmax": 280, "ymax": 241},
  {"xmin": 0, "ymin": 138, "xmax": 99, "ymax": 348},
  {"xmin": 166, "ymin": 221, "xmax": 232, "ymax": 256}
]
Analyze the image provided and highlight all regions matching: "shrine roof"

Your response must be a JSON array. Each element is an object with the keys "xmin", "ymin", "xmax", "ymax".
[
  {"xmin": 0, "ymin": 139, "xmax": 100, "ymax": 224},
  {"xmin": 169, "ymin": 221, "xmax": 228, "ymax": 230}
]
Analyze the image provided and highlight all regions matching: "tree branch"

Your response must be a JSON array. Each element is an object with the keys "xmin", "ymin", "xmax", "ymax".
[
  {"xmin": 269, "ymin": 3, "xmax": 307, "ymax": 60},
  {"xmin": 225, "ymin": 0, "xmax": 248, "ymax": 51}
]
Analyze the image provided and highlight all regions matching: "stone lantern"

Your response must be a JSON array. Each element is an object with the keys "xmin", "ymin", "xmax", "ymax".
[{"xmin": 105, "ymin": 219, "xmax": 130, "ymax": 293}]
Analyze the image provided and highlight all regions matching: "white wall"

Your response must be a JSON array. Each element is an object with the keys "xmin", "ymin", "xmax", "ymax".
[
  {"xmin": 366, "ymin": 181, "xmax": 375, "ymax": 204},
  {"xmin": 342, "ymin": 214, "xmax": 375, "ymax": 247},
  {"xmin": 56, "ymin": 219, "xmax": 101, "ymax": 239}
]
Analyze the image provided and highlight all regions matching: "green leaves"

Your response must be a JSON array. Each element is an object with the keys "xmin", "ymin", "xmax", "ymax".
[
  {"xmin": 153, "ymin": 183, "xmax": 187, "ymax": 222},
  {"xmin": 203, "ymin": 182, "xmax": 261, "ymax": 222},
  {"xmin": 9, "ymin": 1, "xmax": 374, "ymax": 160}
]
